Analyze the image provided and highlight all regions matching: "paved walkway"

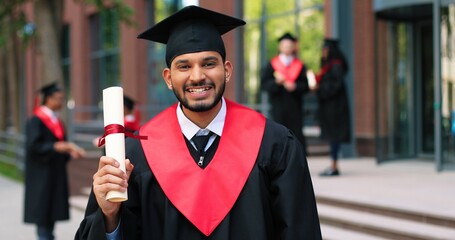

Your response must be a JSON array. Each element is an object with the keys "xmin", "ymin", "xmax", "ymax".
[
  {"xmin": 1, "ymin": 156, "xmax": 453, "ymax": 239},
  {"xmin": 307, "ymin": 156, "xmax": 455, "ymax": 220},
  {"xmin": 0, "ymin": 176, "xmax": 84, "ymax": 240}
]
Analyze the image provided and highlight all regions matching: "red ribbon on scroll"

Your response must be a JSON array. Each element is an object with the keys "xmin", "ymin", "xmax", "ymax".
[{"xmin": 98, "ymin": 124, "xmax": 148, "ymax": 147}]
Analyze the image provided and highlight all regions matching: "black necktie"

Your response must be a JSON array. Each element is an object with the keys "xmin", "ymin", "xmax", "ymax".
[{"xmin": 192, "ymin": 132, "xmax": 214, "ymax": 166}]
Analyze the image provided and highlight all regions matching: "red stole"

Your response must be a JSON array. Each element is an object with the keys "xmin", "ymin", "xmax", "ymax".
[
  {"xmin": 124, "ymin": 114, "xmax": 140, "ymax": 132},
  {"xmin": 271, "ymin": 56, "xmax": 304, "ymax": 83},
  {"xmin": 140, "ymin": 100, "xmax": 266, "ymax": 236},
  {"xmin": 315, "ymin": 59, "xmax": 343, "ymax": 83},
  {"xmin": 34, "ymin": 107, "xmax": 65, "ymax": 141}
]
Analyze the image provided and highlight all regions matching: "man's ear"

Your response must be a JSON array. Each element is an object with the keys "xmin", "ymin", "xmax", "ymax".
[
  {"xmin": 162, "ymin": 68, "xmax": 172, "ymax": 89},
  {"xmin": 224, "ymin": 61, "xmax": 233, "ymax": 82}
]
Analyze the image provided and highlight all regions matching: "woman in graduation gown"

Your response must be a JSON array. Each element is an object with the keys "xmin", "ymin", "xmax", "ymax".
[{"xmin": 316, "ymin": 38, "xmax": 351, "ymax": 176}]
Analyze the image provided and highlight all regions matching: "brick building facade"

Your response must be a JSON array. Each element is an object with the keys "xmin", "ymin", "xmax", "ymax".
[{"xmin": 20, "ymin": 0, "xmax": 455, "ymax": 170}]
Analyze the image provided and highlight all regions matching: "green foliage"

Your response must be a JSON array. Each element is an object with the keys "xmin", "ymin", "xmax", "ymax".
[
  {"xmin": 299, "ymin": 5, "xmax": 324, "ymax": 71},
  {"xmin": 263, "ymin": 0, "xmax": 324, "ymax": 71},
  {"xmin": 0, "ymin": 0, "xmax": 136, "ymax": 48},
  {"xmin": 0, "ymin": 0, "xmax": 28, "ymax": 48},
  {"xmin": 0, "ymin": 0, "xmax": 26, "ymax": 20},
  {"xmin": 243, "ymin": 0, "xmax": 324, "ymax": 103},
  {"xmin": 0, "ymin": 161, "xmax": 23, "ymax": 182},
  {"xmin": 84, "ymin": 0, "xmax": 136, "ymax": 26}
]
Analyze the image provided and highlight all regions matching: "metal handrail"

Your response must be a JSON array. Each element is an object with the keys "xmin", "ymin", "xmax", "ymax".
[{"xmin": 0, "ymin": 132, "xmax": 25, "ymax": 171}]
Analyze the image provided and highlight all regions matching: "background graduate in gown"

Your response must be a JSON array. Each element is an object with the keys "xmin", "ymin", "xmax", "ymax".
[
  {"xmin": 24, "ymin": 82, "xmax": 85, "ymax": 240},
  {"xmin": 261, "ymin": 32, "xmax": 310, "ymax": 154},
  {"xmin": 316, "ymin": 39, "xmax": 351, "ymax": 177}
]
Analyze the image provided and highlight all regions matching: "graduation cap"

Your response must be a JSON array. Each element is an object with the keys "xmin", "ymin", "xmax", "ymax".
[
  {"xmin": 137, "ymin": 5, "xmax": 246, "ymax": 67},
  {"xmin": 277, "ymin": 32, "xmax": 297, "ymax": 42},
  {"xmin": 40, "ymin": 82, "xmax": 61, "ymax": 98}
]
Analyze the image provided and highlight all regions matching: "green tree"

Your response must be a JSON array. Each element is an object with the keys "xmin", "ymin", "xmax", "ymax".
[
  {"xmin": 0, "ymin": 3, "xmax": 25, "ymax": 131},
  {"xmin": 0, "ymin": 0, "xmax": 134, "ymax": 132}
]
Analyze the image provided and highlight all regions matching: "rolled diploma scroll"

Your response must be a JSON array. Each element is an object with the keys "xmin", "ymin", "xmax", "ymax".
[
  {"xmin": 103, "ymin": 86, "xmax": 127, "ymax": 202},
  {"xmin": 306, "ymin": 70, "xmax": 317, "ymax": 89}
]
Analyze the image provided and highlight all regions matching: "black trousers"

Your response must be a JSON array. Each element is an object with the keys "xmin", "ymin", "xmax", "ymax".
[{"xmin": 37, "ymin": 222, "xmax": 55, "ymax": 240}]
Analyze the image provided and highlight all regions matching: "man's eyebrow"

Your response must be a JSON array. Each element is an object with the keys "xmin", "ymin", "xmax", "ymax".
[
  {"xmin": 174, "ymin": 59, "xmax": 189, "ymax": 65},
  {"xmin": 174, "ymin": 55, "xmax": 219, "ymax": 65},
  {"xmin": 203, "ymin": 56, "xmax": 219, "ymax": 61}
]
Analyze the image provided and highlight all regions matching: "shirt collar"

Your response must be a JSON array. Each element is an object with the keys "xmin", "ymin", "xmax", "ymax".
[
  {"xmin": 279, "ymin": 53, "xmax": 295, "ymax": 66},
  {"xmin": 40, "ymin": 106, "xmax": 58, "ymax": 122},
  {"xmin": 177, "ymin": 98, "xmax": 226, "ymax": 140}
]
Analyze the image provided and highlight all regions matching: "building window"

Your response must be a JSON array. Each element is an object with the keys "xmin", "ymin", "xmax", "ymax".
[
  {"xmin": 89, "ymin": 9, "xmax": 120, "ymax": 106},
  {"xmin": 144, "ymin": 0, "xmax": 186, "ymax": 117}
]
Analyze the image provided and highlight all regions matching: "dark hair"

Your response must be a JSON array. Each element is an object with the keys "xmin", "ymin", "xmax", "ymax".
[
  {"xmin": 321, "ymin": 39, "xmax": 348, "ymax": 72},
  {"xmin": 40, "ymin": 83, "xmax": 62, "ymax": 105},
  {"xmin": 124, "ymin": 95, "xmax": 135, "ymax": 111}
]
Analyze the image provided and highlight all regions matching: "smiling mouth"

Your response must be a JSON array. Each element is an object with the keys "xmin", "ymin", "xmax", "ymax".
[{"xmin": 187, "ymin": 87, "xmax": 211, "ymax": 93}]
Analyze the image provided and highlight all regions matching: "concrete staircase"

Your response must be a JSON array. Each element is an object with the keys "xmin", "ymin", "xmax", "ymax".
[
  {"xmin": 307, "ymin": 136, "xmax": 330, "ymax": 156},
  {"xmin": 70, "ymin": 187, "xmax": 92, "ymax": 212},
  {"xmin": 317, "ymin": 195, "xmax": 455, "ymax": 240},
  {"xmin": 304, "ymin": 125, "xmax": 330, "ymax": 156}
]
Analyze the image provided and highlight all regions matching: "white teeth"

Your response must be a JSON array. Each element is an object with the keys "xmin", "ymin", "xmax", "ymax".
[{"xmin": 188, "ymin": 87, "xmax": 209, "ymax": 93}]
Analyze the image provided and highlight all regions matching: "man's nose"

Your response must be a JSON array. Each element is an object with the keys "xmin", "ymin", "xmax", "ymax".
[{"xmin": 189, "ymin": 66, "xmax": 206, "ymax": 81}]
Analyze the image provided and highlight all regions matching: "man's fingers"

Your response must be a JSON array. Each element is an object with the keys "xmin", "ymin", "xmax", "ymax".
[
  {"xmin": 98, "ymin": 156, "xmax": 120, "ymax": 169},
  {"xmin": 93, "ymin": 181, "xmax": 128, "ymax": 195},
  {"xmin": 94, "ymin": 172, "xmax": 128, "ymax": 186},
  {"xmin": 93, "ymin": 157, "xmax": 131, "ymax": 199},
  {"xmin": 93, "ymin": 170, "xmax": 128, "ymax": 200},
  {"xmin": 125, "ymin": 159, "xmax": 134, "ymax": 178},
  {"xmin": 94, "ymin": 164, "xmax": 127, "ymax": 181}
]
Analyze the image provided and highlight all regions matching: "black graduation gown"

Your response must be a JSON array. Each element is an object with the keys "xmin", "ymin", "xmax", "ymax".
[
  {"xmin": 261, "ymin": 61, "xmax": 309, "ymax": 149},
  {"xmin": 75, "ymin": 120, "xmax": 321, "ymax": 240},
  {"xmin": 317, "ymin": 63, "xmax": 351, "ymax": 142},
  {"xmin": 23, "ymin": 116, "xmax": 71, "ymax": 224}
]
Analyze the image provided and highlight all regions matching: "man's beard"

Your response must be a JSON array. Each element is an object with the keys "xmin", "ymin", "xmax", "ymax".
[{"xmin": 173, "ymin": 79, "xmax": 225, "ymax": 112}]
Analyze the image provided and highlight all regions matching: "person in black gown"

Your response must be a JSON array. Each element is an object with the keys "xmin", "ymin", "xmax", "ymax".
[
  {"xmin": 24, "ymin": 83, "xmax": 85, "ymax": 240},
  {"xmin": 316, "ymin": 39, "xmax": 351, "ymax": 177},
  {"xmin": 75, "ymin": 6, "xmax": 321, "ymax": 240},
  {"xmin": 261, "ymin": 32, "xmax": 310, "ymax": 153}
]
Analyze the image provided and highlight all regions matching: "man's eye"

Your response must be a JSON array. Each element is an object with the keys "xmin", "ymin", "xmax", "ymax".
[
  {"xmin": 177, "ymin": 65, "xmax": 190, "ymax": 70},
  {"xmin": 204, "ymin": 62, "xmax": 216, "ymax": 67}
]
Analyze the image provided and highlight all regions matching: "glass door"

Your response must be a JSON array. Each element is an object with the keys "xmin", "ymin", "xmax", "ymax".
[
  {"xmin": 376, "ymin": 22, "xmax": 415, "ymax": 162},
  {"xmin": 415, "ymin": 22, "xmax": 435, "ymax": 157}
]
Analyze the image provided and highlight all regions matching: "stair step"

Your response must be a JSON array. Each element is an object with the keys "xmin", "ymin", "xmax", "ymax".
[
  {"xmin": 318, "ymin": 203, "xmax": 455, "ymax": 240},
  {"xmin": 81, "ymin": 187, "xmax": 92, "ymax": 196},
  {"xmin": 70, "ymin": 195, "xmax": 89, "ymax": 212},
  {"xmin": 321, "ymin": 224, "xmax": 388, "ymax": 240},
  {"xmin": 317, "ymin": 195, "xmax": 455, "ymax": 228}
]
